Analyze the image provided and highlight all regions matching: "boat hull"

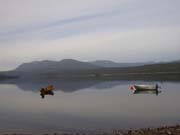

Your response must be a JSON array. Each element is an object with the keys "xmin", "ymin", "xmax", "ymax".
[{"xmin": 134, "ymin": 85, "xmax": 157, "ymax": 91}]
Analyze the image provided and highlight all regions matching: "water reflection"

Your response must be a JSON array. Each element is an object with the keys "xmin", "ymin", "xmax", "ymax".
[
  {"xmin": 40, "ymin": 90, "xmax": 54, "ymax": 98},
  {"xmin": 133, "ymin": 89, "xmax": 162, "ymax": 95},
  {"xmin": 0, "ymin": 79, "xmax": 137, "ymax": 92},
  {"xmin": 0, "ymin": 80, "xmax": 180, "ymax": 133}
]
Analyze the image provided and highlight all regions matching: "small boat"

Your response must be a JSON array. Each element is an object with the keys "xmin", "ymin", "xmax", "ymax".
[
  {"xmin": 40, "ymin": 85, "xmax": 55, "ymax": 98},
  {"xmin": 130, "ymin": 84, "xmax": 162, "ymax": 96},
  {"xmin": 133, "ymin": 84, "xmax": 160, "ymax": 91},
  {"xmin": 40, "ymin": 85, "xmax": 54, "ymax": 93}
]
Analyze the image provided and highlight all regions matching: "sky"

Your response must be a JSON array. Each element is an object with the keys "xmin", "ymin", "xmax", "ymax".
[{"xmin": 0, "ymin": 0, "xmax": 180, "ymax": 71}]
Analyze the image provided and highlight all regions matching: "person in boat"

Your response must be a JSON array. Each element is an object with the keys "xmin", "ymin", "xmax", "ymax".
[
  {"xmin": 155, "ymin": 84, "xmax": 162, "ymax": 95},
  {"xmin": 155, "ymin": 84, "xmax": 158, "ymax": 90}
]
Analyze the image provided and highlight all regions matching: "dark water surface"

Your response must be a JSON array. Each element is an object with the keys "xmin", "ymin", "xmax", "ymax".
[{"xmin": 0, "ymin": 80, "xmax": 180, "ymax": 133}]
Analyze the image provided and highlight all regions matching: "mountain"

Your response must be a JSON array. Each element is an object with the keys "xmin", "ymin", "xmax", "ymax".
[
  {"xmin": 15, "ymin": 59, "xmax": 100, "ymax": 72},
  {"xmin": 172, "ymin": 59, "xmax": 180, "ymax": 63},
  {"xmin": 90, "ymin": 60, "xmax": 154, "ymax": 68},
  {"xmin": 16, "ymin": 59, "xmax": 154, "ymax": 73},
  {"xmin": 0, "ymin": 59, "xmax": 180, "ymax": 81}
]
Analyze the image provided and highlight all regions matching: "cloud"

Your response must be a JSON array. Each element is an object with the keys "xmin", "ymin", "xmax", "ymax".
[
  {"xmin": 1, "ymin": 0, "xmax": 180, "ymax": 42},
  {"xmin": 0, "ymin": 0, "xmax": 130, "ymax": 30},
  {"xmin": 1, "ymin": 26, "xmax": 180, "ymax": 70},
  {"xmin": 0, "ymin": 0, "xmax": 180, "ymax": 70}
]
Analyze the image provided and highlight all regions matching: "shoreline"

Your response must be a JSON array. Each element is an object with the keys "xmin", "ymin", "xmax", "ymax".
[{"xmin": 1, "ymin": 124, "xmax": 180, "ymax": 135}]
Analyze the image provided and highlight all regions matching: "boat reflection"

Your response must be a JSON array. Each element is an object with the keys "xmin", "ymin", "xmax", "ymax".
[
  {"xmin": 40, "ymin": 91, "xmax": 54, "ymax": 98},
  {"xmin": 133, "ymin": 89, "xmax": 162, "ymax": 95}
]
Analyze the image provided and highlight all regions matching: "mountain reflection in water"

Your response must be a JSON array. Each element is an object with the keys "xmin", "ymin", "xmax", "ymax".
[{"xmin": 0, "ymin": 79, "xmax": 137, "ymax": 92}]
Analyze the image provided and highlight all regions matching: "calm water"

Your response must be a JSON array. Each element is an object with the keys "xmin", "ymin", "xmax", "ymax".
[{"xmin": 0, "ymin": 80, "xmax": 180, "ymax": 133}]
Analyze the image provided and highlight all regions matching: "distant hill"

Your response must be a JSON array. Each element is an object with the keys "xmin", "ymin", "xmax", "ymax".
[
  {"xmin": 11, "ymin": 59, "xmax": 180, "ymax": 73},
  {"xmin": 172, "ymin": 59, "xmax": 180, "ymax": 63},
  {"xmin": 0, "ymin": 72, "xmax": 18, "ymax": 80},
  {"xmin": 90, "ymin": 60, "xmax": 154, "ymax": 68},
  {"xmin": 0, "ymin": 59, "xmax": 180, "ymax": 81},
  {"xmin": 15, "ymin": 59, "xmax": 100, "ymax": 72},
  {"xmin": 16, "ymin": 59, "xmax": 156, "ymax": 73}
]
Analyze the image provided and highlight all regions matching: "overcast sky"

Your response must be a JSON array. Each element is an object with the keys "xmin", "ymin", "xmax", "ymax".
[{"xmin": 0, "ymin": 0, "xmax": 180, "ymax": 71}]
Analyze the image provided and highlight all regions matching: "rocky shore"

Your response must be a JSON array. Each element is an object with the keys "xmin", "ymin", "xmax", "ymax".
[
  {"xmin": 2, "ymin": 125, "xmax": 180, "ymax": 135},
  {"xmin": 111, "ymin": 125, "xmax": 180, "ymax": 135}
]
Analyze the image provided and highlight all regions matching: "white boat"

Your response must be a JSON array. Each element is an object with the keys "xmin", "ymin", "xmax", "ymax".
[{"xmin": 133, "ymin": 84, "xmax": 160, "ymax": 91}]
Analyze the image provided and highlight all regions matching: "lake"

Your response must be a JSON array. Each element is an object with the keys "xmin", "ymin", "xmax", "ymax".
[{"xmin": 0, "ymin": 80, "xmax": 180, "ymax": 134}]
